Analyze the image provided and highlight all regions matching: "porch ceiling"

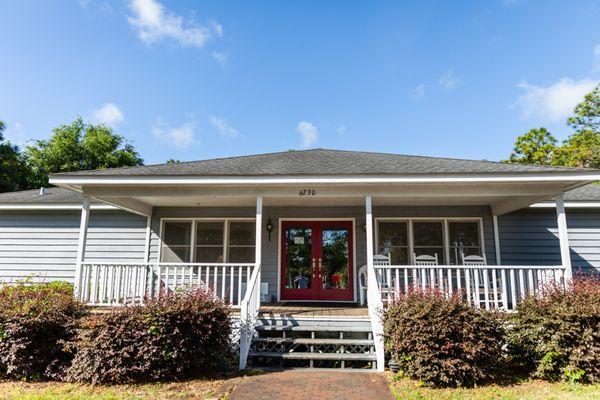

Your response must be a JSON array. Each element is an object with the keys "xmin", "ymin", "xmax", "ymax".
[{"xmin": 72, "ymin": 180, "xmax": 591, "ymax": 216}]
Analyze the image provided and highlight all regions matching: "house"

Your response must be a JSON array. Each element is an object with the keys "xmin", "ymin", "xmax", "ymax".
[{"xmin": 1, "ymin": 149, "xmax": 600, "ymax": 371}]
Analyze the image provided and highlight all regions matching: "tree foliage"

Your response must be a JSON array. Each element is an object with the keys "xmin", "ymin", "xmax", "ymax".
[
  {"xmin": 0, "ymin": 120, "xmax": 31, "ymax": 193},
  {"xmin": 507, "ymin": 84, "xmax": 600, "ymax": 169},
  {"xmin": 508, "ymin": 128, "xmax": 557, "ymax": 165},
  {"xmin": 24, "ymin": 117, "xmax": 143, "ymax": 187}
]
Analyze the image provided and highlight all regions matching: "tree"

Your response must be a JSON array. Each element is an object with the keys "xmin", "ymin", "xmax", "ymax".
[
  {"xmin": 507, "ymin": 128, "xmax": 557, "ymax": 165},
  {"xmin": 0, "ymin": 120, "xmax": 31, "ymax": 193},
  {"xmin": 25, "ymin": 117, "xmax": 143, "ymax": 187},
  {"xmin": 560, "ymin": 84, "xmax": 600, "ymax": 169},
  {"xmin": 567, "ymin": 84, "xmax": 599, "ymax": 132}
]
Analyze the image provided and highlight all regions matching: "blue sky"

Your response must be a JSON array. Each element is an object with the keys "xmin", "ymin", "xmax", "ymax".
[{"xmin": 1, "ymin": 0, "xmax": 599, "ymax": 165}]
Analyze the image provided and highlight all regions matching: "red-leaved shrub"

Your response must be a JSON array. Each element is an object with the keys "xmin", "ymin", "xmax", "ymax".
[
  {"xmin": 0, "ymin": 282, "xmax": 87, "ymax": 380},
  {"xmin": 384, "ymin": 289, "xmax": 505, "ymax": 388},
  {"xmin": 508, "ymin": 276, "xmax": 600, "ymax": 383},
  {"xmin": 66, "ymin": 288, "xmax": 232, "ymax": 384}
]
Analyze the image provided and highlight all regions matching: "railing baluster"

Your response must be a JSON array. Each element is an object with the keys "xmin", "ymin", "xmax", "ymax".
[
  {"xmin": 492, "ymin": 268, "xmax": 498, "ymax": 309},
  {"xmin": 465, "ymin": 267, "xmax": 471, "ymax": 306},
  {"xmin": 501, "ymin": 269, "xmax": 507, "ymax": 311},
  {"xmin": 447, "ymin": 268, "xmax": 453, "ymax": 296},
  {"xmin": 519, "ymin": 269, "xmax": 525, "ymax": 301},
  {"xmin": 527, "ymin": 269, "xmax": 534, "ymax": 297}
]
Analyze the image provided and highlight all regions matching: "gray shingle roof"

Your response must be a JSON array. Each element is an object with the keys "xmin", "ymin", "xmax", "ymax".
[
  {"xmin": 52, "ymin": 149, "xmax": 585, "ymax": 177},
  {"xmin": 0, "ymin": 187, "xmax": 83, "ymax": 204},
  {"xmin": 563, "ymin": 184, "xmax": 600, "ymax": 201}
]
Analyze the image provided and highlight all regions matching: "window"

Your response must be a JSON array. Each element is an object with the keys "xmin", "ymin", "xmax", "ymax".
[
  {"xmin": 161, "ymin": 221, "xmax": 192, "ymax": 262},
  {"xmin": 448, "ymin": 221, "xmax": 482, "ymax": 265},
  {"xmin": 227, "ymin": 221, "xmax": 256, "ymax": 263},
  {"xmin": 412, "ymin": 221, "xmax": 444, "ymax": 262},
  {"xmin": 160, "ymin": 219, "xmax": 255, "ymax": 263},
  {"xmin": 377, "ymin": 221, "xmax": 409, "ymax": 264},
  {"xmin": 376, "ymin": 218, "xmax": 483, "ymax": 265},
  {"xmin": 195, "ymin": 222, "xmax": 224, "ymax": 263}
]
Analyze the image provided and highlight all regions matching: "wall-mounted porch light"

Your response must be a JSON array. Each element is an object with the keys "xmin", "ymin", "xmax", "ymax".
[{"xmin": 266, "ymin": 218, "xmax": 273, "ymax": 241}]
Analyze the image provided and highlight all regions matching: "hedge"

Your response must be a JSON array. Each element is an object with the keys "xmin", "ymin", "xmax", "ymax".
[
  {"xmin": 508, "ymin": 277, "xmax": 600, "ymax": 383},
  {"xmin": 384, "ymin": 289, "xmax": 505, "ymax": 388},
  {"xmin": 66, "ymin": 288, "xmax": 232, "ymax": 384},
  {"xmin": 0, "ymin": 282, "xmax": 87, "ymax": 380}
]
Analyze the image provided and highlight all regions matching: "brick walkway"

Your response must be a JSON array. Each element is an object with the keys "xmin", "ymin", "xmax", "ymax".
[{"xmin": 225, "ymin": 370, "xmax": 394, "ymax": 400}]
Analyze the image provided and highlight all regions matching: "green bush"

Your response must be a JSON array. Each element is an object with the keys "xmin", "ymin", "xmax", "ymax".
[
  {"xmin": 508, "ymin": 277, "xmax": 600, "ymax": 383},
  {"xmin": 0, "ymin": 282, "xmax": 87, "ymax": 380},
  {"xmin": 384, "ymin": 290, "xmax": 505, "ymax": 388},
  {"xmin": 66, "ymin": 288, "xmax": 232, "ymax": 384}
]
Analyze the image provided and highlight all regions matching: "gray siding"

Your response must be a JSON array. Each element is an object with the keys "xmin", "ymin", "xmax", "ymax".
[
  {"xmin": 499, "ymin": 208, "xmax": 600, "ymax": 275},
  {"xmin": 0, "ymin": 210, "xmax": 147, "ymax": 284},
  {"xmin": 150, "ymin": 205, "xmax": 496, "ymax": 300}
]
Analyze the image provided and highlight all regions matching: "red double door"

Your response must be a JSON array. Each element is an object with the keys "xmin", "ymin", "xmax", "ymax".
[{"xmin": 280, "ymin": 221, "xmax": 354, "ymax": 301}]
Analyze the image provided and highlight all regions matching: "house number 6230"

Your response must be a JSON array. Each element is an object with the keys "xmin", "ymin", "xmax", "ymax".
[{"xmin": 299, "ymin": 189, "xmax": 316, "ymax": 196}]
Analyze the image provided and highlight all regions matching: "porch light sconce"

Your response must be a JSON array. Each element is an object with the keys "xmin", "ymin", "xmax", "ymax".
[
  {"xmin": 266, "ymin": 218, "xmax": 273, "ymax": 241},
  {"xmin": 362, "ymin": 223, "xmax": 367, "ymax": 233}
]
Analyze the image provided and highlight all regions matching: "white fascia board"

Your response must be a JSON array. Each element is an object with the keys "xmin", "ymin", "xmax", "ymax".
[
  {"xmin": 49, "ymin": 172, "xmax": 600, "ymax": 186},
  {"xmin": 0, "ymin": 204, "xmax": 116, "ymax": 210},
  {"xmin": 530, "ymin": 202, "xmax": 600, "ymax": 209}
]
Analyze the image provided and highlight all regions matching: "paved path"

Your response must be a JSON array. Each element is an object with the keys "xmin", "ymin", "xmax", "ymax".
[{"xmin": 225, "ymin": 370, "xmax": 394, "ymax": 400}]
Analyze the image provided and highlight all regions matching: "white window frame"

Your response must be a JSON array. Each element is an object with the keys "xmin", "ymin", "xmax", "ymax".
[
  {"xmin": 158, "ymin": 217, "xmax": 256, "ymax": 263},
  {"xmin": 374, "ymin": 217, "xmax": 486, "ymax": 265}
]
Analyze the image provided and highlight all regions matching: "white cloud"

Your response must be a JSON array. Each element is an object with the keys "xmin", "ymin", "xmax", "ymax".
[
  {"xmin": 91, "ymin": 103, "xmax": 124, "ymax": 126},
  {"xmin": 410, "ymin": 84, "xmax": 426, "ymax": 100},
  {"xmin": 211, "ymin": 51, "xmax": 230, "ymax": 66},
  {"xmin": 438, "ymin": 70, "xmax": 460, "ymax": 90},
  {"xmin": 337, "ymin": 125, "xmax": 347, "ymax": 135},
  {"xmin": 127, "ymin": 0, "xmax": 213, "ymax": 48},
  {"xmin": 515, "ymin": 78, "xmax": 598, "ymax": 122},
  {"xmin": 593, "ymin": 43, "xmax": 600, "ymax": 72},
  {"xmin": 152, "ymin": 120, "xmax": 197, "ymax": 149},
  {"xmin": 297, "ymin": 121, "xmax": 319, "ymax": 148},
  {"xmin": 209, "ymin": 116, "xmax": 238, "ymax": 138}
]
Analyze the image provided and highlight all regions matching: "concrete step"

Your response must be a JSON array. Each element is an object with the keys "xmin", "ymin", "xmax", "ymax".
[
  {"xmin": 252, "ymin": 337, "xmax": 374, "ymax": 346},
  {"xmin": 248, "ymin": 351, "xmax": 377, "ymax": 362}
]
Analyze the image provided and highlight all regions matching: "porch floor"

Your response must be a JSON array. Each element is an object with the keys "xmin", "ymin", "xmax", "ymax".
[{"xmin": 248, "ymin": 303, "xmax": 369, "ymax": 319}]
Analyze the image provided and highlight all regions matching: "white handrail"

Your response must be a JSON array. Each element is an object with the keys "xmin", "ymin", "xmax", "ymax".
[
  {"xmin": 239, "ymin": 263, "xmax": 261, "ymax": 370},
  {"xmin": 373, "ymin": 264, "xmax": 567, "ymax": 311},
  {"xmin": 366, "ymin": 261, "xmax": 385, "ymax": 371}
]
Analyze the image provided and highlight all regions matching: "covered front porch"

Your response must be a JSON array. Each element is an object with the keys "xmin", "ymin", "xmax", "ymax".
[{"xmin": 67, "ymin": 182, "xmax": 576, "ymax": 312}]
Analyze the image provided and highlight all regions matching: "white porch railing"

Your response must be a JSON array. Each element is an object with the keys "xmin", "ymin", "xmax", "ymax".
[
  {"xmin": 78, "ymin": 262, "xmax": 257, "ymax": 307},
  {"xmin": 373, "ymin": 264, "xmax": 567, "ymax": 311},
  {"xmin": 238, "ymin": 263, "xmax": 261, "ymax": 370}
]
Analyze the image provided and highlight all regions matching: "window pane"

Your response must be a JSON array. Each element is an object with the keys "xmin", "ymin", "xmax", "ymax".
[
  {"xmin": 163, "ymin": 222, "xmax": 191, "ymax": 245},
  {"xmin": 161, "ymin": 246, "xmax": 190, "ymax": 262},
  {"xmin": 196, "ymin": 222, "xmax": 224, "ymax": 246},
  {"xmin": 378, "ymin": 222, "xmax": 408, "ymax": 247},
  {"xmin": 413, "ymin": 221, "xmax": 443, "ymax": 247},
  {"xmin": 229, "ymin": 247, "xmax": 255, "ymax": 263},
  {"xmin": 449, "ymin": 222, "xmax": 480, "ymax": 248},
  {"xmin": 388, "ymin": 247, "xmax": 409, "ymax": 265},
  {"xmin": 195, "ymin": 246, "xmax": 224, "ymax": 263},
  {"xmin": 229, "ymin": 222, "xmax": 255, "ymax": 246}
]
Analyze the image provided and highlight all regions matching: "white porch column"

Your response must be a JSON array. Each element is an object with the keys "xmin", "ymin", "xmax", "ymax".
[
  {"xmin": 144, "ymin": 214, "xmax": 152, "ymax": 263},
  {"xmin": 255, "ymin": 196, "xmax": 263, "ymax": 305},
  {"xmin": 555, "ymin": 194, "xmax": 573, "ymax": 280},
  {"xmin": 74, "ymin": 196, "xmax": 91, "ymax": 301},
  {"xmin": 492, "ymin": 215, "xmax": 502, "ymax": 265},
  {"xmin": 366, "ymin": 196, "xmax": 374, "ymax": 268}
]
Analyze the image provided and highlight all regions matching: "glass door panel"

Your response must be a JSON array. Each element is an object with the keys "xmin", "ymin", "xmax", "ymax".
[
  {"xmin": 281, "ymin": 222, "xmax": 316, "ymax": 300},
  {"xmin": 320, "ymin": 226, "xmax": 350, "ymax": 297}
]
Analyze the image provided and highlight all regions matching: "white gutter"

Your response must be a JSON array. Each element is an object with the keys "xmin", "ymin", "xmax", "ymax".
[
  {"xmin": 530, "ymin": 202, "xmax": 600, "ymax": 209},
  {"xmin": 49, "ymin": 172, "xmax": 600, "ymax": 186},
  {"xmin": 0, "ymin": 204, "xmax": 116, "ymax": 210}
]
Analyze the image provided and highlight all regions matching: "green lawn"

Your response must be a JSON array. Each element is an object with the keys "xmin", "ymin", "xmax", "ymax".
[
  {"xmin": 0, "ymin": 378, "xmax": 237, "ymax": 400},
  {"xmin": 389, "ymin": 375, "xmax": 600, "ymax": 400}
]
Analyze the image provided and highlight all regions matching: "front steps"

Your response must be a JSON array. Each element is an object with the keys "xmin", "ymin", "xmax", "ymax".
[{"xmin": 247, "ymin": 312, "xmax": 377, "ymax": 370}]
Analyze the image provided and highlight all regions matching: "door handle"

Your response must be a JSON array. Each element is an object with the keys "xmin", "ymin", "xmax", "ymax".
[
  {"xmin": 318, "ymin": 258, "xmax": 322, "ymax": 278},
  {"xmin": 312, "ymin": 258, "xmax": 316, "ymax": 278}
]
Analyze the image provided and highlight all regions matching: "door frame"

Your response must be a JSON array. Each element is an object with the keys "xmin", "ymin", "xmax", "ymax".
[{"xmin": 277, "ymin": 218, "xmax": 357, "ymax": 303}]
